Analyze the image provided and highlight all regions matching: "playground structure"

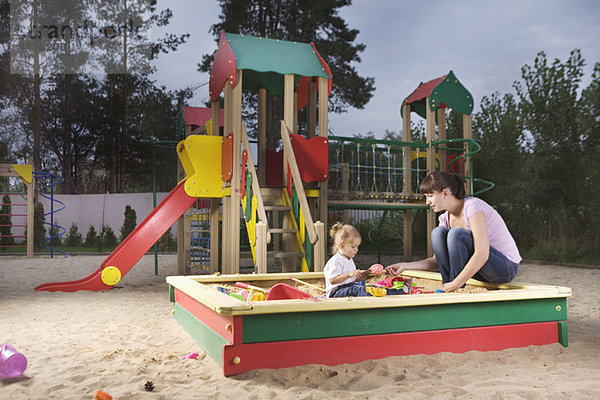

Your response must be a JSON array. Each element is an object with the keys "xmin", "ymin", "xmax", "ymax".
[
  {"xmin": 34, "ymin": 32, "xmax": 492, "ymax": 291},
  {"xmin": 0, "ymin": 164, "xmax": 70, "ymax": 258}
]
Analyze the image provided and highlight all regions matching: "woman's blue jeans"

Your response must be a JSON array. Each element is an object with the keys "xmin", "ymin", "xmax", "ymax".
[{"xmin": 431, "ymin": 226, "xmax": 518, "ymax": 285}]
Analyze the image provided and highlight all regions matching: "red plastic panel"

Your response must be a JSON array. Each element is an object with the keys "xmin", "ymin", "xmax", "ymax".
[
  {"xmin": 209, "ymin": 30, "xmax": 237, "ymax": 102},
  {"xmin": 296, "ymin": 76, "xmax": 312, "ymax": 110},
  {"xmin": 403, "ymin": 74, "xmax": 447, "ymax": 106},
  {"xmin": 310, "ymin": 42, "xmax": 332, "ymax": 96},
  {"xmin": 290, "ymin": 134, "xmax": 329, "ymax": 183},
  {"xmin": 265, "ymin": 148, "xmax": 283, "ymax": 186},
  {"xmin": 221, "ymin": 133, "xmax": 233, "ymax": 182},
  {"xmin": 182, "ymin": 106, "xmax": 224, "ymax": 129},
  {"xmin": 222, "ymin": 321, "xmax": 559, "ymax": 376}
]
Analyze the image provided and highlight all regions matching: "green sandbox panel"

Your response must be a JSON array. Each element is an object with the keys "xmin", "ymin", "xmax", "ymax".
[
  {"xmin": 242, "ymin": 298, "xmax": 567, "ymax": 344},
  {"xmin": 173, "ymin": 303, "xmax": 228, "ymax": 365},
  {"xmin": 557, "ymin": 320, "xmax": 568, "ymax": 347}
]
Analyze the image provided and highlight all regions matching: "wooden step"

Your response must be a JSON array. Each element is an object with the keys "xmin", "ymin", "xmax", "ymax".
[
  {"xmin": 269, "ymin": 228, "xmax": 297, "ymax": 234},
  {"xmin": 260, "ymin": 187, "xmax": 284, "ymax": 196},
  {"xmin": 263, "ymin": 205, "xmax": 291, "ymax": 211},
  {"xmin": 268, "ymin": 251, "xmax": 304, "ymax": 258}
]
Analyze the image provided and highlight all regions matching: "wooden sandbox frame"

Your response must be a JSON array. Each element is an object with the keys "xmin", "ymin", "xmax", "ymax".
[{"xmin": 167, "ymin": 271, "xmax": 571, "ymax": 376}]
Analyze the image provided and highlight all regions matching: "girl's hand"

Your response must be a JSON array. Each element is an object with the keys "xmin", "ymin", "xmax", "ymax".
[
  {"xmin": 385, "ymin": 263, "xmax": 405, "ymax": 275},
  {"xmin": 348, "ymin": 269, "xmax": 367, "ymax": 281}
]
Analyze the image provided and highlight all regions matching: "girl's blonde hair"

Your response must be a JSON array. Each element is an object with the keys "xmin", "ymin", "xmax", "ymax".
[{"xmin": 329, "ymin": 222, "xmax": 361, "ymax": 254}]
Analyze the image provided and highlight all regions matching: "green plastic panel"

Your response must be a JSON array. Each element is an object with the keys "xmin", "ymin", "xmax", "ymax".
[
  {"xmin": 227, "ymin": 33, "xmax": 329, "ymax": 94},
  {"xmin": 241, "ymin": 298, "xmax": 568, "ymax": 343},
  {"xmin": 428, "ymin": 70, "xmax": 474, "ymax": 115},
  {"xmin": 173, "ymin": 303, "xmax": 227, "ymax": 366}
]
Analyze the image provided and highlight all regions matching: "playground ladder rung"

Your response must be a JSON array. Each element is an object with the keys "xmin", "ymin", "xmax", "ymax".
[
  {"xmin": 269, "ymin": 228, "xmax": 297, "ymax": 234},
  {"xmin": 263, "ymin": 205, "xmax": 291, "ymax": 212},
  {"xmin": 1, "ymin": 203, "xmax": 26, "ymax": 206},
  {"xmin": 1, "ymin": 224, "xmax": 25, "ymax": 227},
  {"xmin": 0, "ymin": 245, "xmax": 26, "ymax": 248},
  {"xmin": 0, "ymin": 235, "xmax": 26, "ymax": 238},
  {"xmin": 268, "ymin": 251, "xmax": 304, "ymax": 259},
  {"xmin": 0, "ymin": 214, "xmax": 26, "ymax": 217},
  {"xmin": 187, "ymin": 246, "xmax": 210, "ymax": 251}
]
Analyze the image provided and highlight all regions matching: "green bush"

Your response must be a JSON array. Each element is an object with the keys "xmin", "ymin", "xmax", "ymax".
[
  {"xmin": 34, "ymin": 202, "xmax": 46, "ymax": 251},
  {"xmin": 50, "ymin": 226, "xmax": 62, "ymax": 246},
  {"xmin": 65, "ymin": 223, "xmax": 83, "ymax": 247},
  {"xmin": 98, "ymin": 225, "xmax": 117, "ymax": 250},
  {"xmin": 120, "ymin": 205, "xmax": 137, "ymax": 241},
  {"xmin": 0, "ymin": 194, "xmax": 15, "ymax": 252},
  {"xmin": 157, "ymin": 228, "xmax": 175, "ymax": 251},
  {"xmin": 84, "ymin": 225, "xmax": 98, "ymax": 247}
]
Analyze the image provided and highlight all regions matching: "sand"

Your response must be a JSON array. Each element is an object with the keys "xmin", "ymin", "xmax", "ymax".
[{"xmin": 1, "ymin": 254, "xmax": 599, "ymax": 399}]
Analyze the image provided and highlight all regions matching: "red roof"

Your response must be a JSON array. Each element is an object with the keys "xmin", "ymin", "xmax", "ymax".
[
  {"xmin": 182, "ymin": 106, "xmax": 224, "ymax": 128},
  {"xmin": 402, "ymin": 75, "xmax": 447, "ymax": 106}
]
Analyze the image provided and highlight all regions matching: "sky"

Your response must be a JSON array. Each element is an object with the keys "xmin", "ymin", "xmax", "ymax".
[{"xmin": 151, "ymin": 0, "xmax": 600, "ymax": 139}]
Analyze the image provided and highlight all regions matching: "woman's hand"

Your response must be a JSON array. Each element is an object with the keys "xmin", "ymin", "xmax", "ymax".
[
  {"xmin": 385, "ymin": 263, "xmax": 406, "ymax": 275},
  {"xmin": 442, "ymin": 280, "xmax": 461, "ymax": 292}
]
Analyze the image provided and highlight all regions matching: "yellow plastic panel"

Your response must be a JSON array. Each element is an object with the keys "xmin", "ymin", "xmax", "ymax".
[
  {"xmin": 178, "ymin": 135, "xmax": 225, "ymax": 198},
  {"xmin": 11, "ymin": 164, "xmax": 32, "ymax": 184}
]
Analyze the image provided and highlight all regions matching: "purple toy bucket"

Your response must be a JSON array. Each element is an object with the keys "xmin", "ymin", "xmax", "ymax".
[{"xmin": 0, "ymin": 344, "xmax": 28, "ymax": 379}]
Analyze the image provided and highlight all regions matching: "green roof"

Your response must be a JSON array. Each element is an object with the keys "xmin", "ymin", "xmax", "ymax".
[{"xmin": 209, "ymin": 31, "xmax": 331, "ymax": 100}]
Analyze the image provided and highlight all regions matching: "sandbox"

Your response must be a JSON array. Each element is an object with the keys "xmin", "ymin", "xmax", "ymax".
[{"xmin": 166, "ymin": 271, "xmax": 571, "ymax": 376}]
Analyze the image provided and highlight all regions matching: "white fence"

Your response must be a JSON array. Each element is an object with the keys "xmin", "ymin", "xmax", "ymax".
[{"xmin": 3, "ymin": 192, "xmax": 174, "ymax": 241}]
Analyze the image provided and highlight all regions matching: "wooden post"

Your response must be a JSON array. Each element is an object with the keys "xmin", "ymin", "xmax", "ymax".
[
  {"xmin": 211, "ymin": 101, "xmax": 220, "ymax": 136},
  {"xmin": 209, "ymin": 100, "xmax": 221, "ymax": 272},
  {"xmin": 313, "ymin": 221, "xmax": 325, "ymax": 271},
  {"xmin": 317, "ymin": 77, "xmax": 329, "ymax": 229},
  {"xmin": 258, "ymin": 88, "xmax": 267, "ymax": 185},
  {"xmin": 282, "ymin": 74, "xmax": 296, "ymax": 271},
  {"xmin": 293, "ymin": 92, "xmax": 298, "ymax": 134},
  {"xmin": 26, "ymin": 176, "xmax": 34, "ymax": 258},
  {"xmin": 402, "ymin": 104, "xmax": 413, "ymax": 261},
  {"xmin": 176, "ymin": 150, "xmax": 186, "ymax": 274},
  {"xmin": 437, "ymin": 108, "xmax": 447, "ymax": 173},
  {"xmin": 255, "ymin": 221, "xmax": 267, "ymax": 274},
  {"xmin": 307, "ymin": 81, "xmax": 317, "ymax": 138},
  {"xmin": 425, "ymin": 98, "xmax": 437, "ymax": 258},
  {"xmin": 222, "ymin": 84, "xmax": 233, "ymax": 273},
  {"xmin": 209, "ymin": 200, "xmax": 220, "ymax": 273},
  {"xmin": 228, "ymin": 70, "xmax": 243, "ymax": 274},
  {"xmin": 463, "ymin": 113, "xmax": 473, "ymax": 195}
]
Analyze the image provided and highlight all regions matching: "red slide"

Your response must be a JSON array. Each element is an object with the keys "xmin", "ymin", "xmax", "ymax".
[{"xmin": 35, "ymin": 180, "xmax": 197, "ymax": 292}]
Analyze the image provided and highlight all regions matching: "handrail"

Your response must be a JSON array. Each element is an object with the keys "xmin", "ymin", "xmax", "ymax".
[
  {"xmin": 328, "ymin": 135, "xmax": 429, "ymax": 150},
  {"xmin": 280, "ymin": 121, "xmax": 319, "ymax": 245},
  {"xmin": 241, "ymin": 122, "xmax": 271, "ymax": 244}
]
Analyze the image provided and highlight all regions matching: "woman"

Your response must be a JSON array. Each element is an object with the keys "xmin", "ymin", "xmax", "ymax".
[{"xmin": 385, "ymin": 172, "xmax": 521, "ymax": 292}]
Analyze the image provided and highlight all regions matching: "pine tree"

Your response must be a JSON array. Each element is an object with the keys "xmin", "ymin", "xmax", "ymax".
[
  {"xmin": 120, "ymin": 205, "xmax": 137, "ymax": 242},
  {"xmin": 0, "ymin": 194, "xmax": 15, "ymax": 251}
]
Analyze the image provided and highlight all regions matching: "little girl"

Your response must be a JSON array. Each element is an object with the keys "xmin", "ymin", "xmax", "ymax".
[{"xmin": 324, "ymin": 222, "xmax": 371, "ymax": 297}]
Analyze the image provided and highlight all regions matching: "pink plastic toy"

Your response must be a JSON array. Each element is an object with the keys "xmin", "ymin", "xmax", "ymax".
[
  {"xmin": 182, "ymin": 352, "xmax": 199, "ymax": 360},
  {"xmin": 0, "ymin": 344, "xmax": 27, "ymax": 379},
  {"xmin": 368, "ymin": 264, "xmax": 384, "ymax": 275}
]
